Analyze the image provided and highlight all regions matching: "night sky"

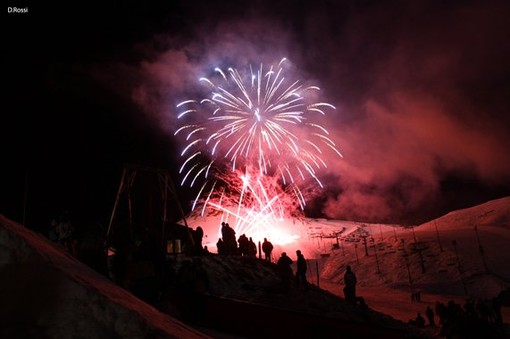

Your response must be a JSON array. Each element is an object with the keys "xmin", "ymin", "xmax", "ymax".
[{"xmin": 4, "ymin": 0, "xmax": 510, "ymax": 231}]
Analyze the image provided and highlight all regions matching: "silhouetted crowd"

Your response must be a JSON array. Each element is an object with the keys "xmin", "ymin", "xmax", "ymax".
[
  {"xmin": 39, "ymin": 211, "xmax": 508, "ymax": 337},
  {"xmin": 213, "ymin": 222, "xmax": 313, "ymax": 292},
  {"xmin": 43, "ymin": 214, "xmax": 312, "ymax": 304},
  {"xmin": 216, "ymin": 222, "xmax": 272, "ymax": 259},
  {"xmin": 167, "ymin": 221, "xmax": 312, "ymax": 323},
  {"xmin": 408, "ymin": 296, "xmax": 505, "ymax": 338}
]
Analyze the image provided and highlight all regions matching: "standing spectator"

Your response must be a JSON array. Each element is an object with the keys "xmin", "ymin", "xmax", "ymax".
[
  {"xmin": 414, "ymin": 313, "xmax": 426, "ymax": 328},
  {"xmin": 295, "ymin": 250, "xmax": 308, "ymax": 291},
  {"xmin": 221, "ymin": 222, "xmax": 237, "ymax": 255},
  {"xmin": 216, "ymin": 238, "xmax": 225, "ymax": 255},
  {"xmin": 277, "ymin": 252, "xmax": 293, "ymax": 291},
  {"xmin": 426, "ymin": 305, "xmax": 435, "ymax": 326},
  {"xmin": 238, "ymin": 234, "xmax": 249, "ymax": 256},
  {"xmin": 435, "ymin": 301, "xmax": 446, "ymax": 325},
  {"xmin": 192, "ymin": 226, "xmax": 204, "ymax": 255},
  {"xmin": 248, "ymin": 237, "xmax": 257, "ymax": 257},
  {"xmin": 262, "ymin": 238, "xmax": 274, "ymax": 261},
  {"xmin": 343, "ymin": 265, "xmax": 357, "ymax": 303}
]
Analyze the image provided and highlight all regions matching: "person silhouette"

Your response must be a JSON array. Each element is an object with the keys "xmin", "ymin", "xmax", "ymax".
[
  {"xmin": 216, "ymin": 238, "xmax": 225, "ymax": 255},
  {"xmin": 221, "ymin": 222, "xmax": 237, "ymax": 255},
  {"xmin": 343, "ymin": 265, "xmax": 357, "ymax": 303},
  {"xmin": 295, "ymin": 250, "xmax": 308, "ymax": 291},
  {"xmin": 425, "ymin": 305, "xmax": 435, "ymax": 326},
  {"xmin": 414, "ymin": 312, "xmax": 425, "ymax": 328},
  {"xmin": 262, "ymin": 238, "xmax": 274, "ymax": 261},
  {"xmin": 277, "ymin": 252, "xmax": 293, "ymax": 291}
]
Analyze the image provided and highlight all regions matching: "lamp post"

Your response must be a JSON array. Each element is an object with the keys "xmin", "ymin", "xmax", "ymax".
[
  {"xmin": 452, "ymin": 240, "xmax": 468, "ymax": 295},
  {"xmin": 371, "ymin": 237, "xmax": 381, "ymax": 274},
  {"xmin": 434, "ymin": 220, "xmax": 443, "ymax": 252},
  {"xmin": 474, "ymin": 225, "xmax": 489, "ymax": 273},
  {"xmin": 404, "ymin": 252, "xmax": 413, "ymax": 293},
  {"xmin": 401, "ymin": 238, "xmax": 414, "ymax": 294},
  {"xmin": 361, "ymin": 235, "xmax": 369, "ymax": 257},
  {"xmin": 416, "ymin": 243, "xmax": 426, "ymax": 274},
  {"xmin": 338, "ymin": 236, "xmax": 345, "ymax": 256},
  {"xmin": 354, "ymin": 243, "xmax": 360, "ymax": 264}
]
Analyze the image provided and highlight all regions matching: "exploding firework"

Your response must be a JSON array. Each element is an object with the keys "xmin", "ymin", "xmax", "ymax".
[{"xmin": 175, "ymin": 58, "xmax": 341, "ymax": 243}]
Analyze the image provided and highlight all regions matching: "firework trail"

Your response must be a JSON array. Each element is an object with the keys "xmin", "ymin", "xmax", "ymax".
[{"xmin": 175, "ymin": 58, "xmax": 341, "ymax": 238}]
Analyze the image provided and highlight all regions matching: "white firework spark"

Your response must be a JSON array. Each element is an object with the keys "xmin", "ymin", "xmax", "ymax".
[{"xmin": 174, "ymin": 58, "xmax": 342, "ymax": 240}]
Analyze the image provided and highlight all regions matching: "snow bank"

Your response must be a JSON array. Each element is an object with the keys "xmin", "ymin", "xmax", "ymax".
[{"xmin": 0, "ymin": 214, "xmax": 209, "ymax": 339}]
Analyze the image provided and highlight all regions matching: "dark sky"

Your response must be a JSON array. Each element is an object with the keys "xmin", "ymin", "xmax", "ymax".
[{"xmin": 4, "ymin": 0, "xmax": 510, "ymax": 230}]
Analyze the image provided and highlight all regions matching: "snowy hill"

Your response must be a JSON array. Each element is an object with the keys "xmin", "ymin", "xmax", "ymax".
[
  {"xmin": 0, "ymin": 214, "xmax": 209, "ymax": 339},
  {"xmin": 2, "ymin": 196, "xmax": 509, "ymax": 338},
  {"xmin": 185, "ymin": 196, "xmax": 510, "ymax": 330},
  {"xmin": 311, "ymin": 196, "xmax": 510, "ymax": 334},
  {"xmin": 186, "ymin": 197, "xmax": 510, "ymax": 300},
  {"xmin": 320, "ymin": 196, "xmax": 510, "ymax": 298}
]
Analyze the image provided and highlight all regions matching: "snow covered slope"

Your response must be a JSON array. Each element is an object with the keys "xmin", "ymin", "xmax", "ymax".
[{"xmin": 0, "ymin": 214, "xmax": 209, "ymax": 339}]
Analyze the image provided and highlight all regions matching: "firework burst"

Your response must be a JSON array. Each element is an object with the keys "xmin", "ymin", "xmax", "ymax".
[{"xmin": 175, "ymin": 58, "xmax": 341, "ymax": 242}]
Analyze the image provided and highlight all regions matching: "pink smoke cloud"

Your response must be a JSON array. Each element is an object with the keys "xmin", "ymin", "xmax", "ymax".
[{"xmin": 124, "ymin": 0, "xmax": 510, "ymax": 223}]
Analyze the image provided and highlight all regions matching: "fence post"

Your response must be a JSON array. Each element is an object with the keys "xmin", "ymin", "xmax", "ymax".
[{"xmin": 316, "ymin": 260, "xmax": 320, "ymax": 288}]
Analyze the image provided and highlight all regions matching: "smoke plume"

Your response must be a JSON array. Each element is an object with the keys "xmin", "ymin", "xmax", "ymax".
[{"xmin": 129, "ymin": 0, "xmax": 510, "ymax": 223}]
